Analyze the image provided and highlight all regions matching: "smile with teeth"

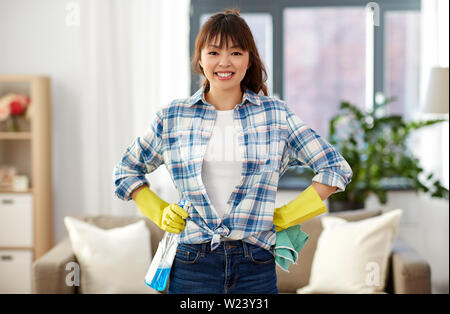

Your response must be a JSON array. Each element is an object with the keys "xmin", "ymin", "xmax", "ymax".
[{"xmin": 215, "ymin": 72, "xmax": 235, "ymax": 79}]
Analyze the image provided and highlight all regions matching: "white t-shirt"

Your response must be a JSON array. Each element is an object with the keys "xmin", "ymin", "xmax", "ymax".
[{"xmin": 201, "ymin": 109, "xmax": 243, "ymax": 219}]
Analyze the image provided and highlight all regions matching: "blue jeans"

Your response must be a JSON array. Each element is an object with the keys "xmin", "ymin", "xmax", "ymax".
[{"xmin": 167, "ymin": 240, "xmax": 278, "ymax": 294}]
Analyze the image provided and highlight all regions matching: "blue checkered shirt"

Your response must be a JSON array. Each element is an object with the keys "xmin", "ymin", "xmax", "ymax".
[{"xmin": 113, "ymin": 87, "xmax": 353, "ymax": 251}]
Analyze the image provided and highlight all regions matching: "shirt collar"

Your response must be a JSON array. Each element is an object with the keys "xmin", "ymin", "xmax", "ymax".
[{"xmin": 188, "ymin": 85, "xmax": 262, "ymax": 107}]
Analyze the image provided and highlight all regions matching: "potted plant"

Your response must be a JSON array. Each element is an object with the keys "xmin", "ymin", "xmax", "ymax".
[{"xmin": 326, "ymin": 97, "xmax": 449, "ymax": 212}]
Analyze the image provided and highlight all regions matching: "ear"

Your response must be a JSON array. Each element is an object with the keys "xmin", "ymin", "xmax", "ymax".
[{"xmin": 199, "ymin": 60, "xmax": 203, "ymax": 69}]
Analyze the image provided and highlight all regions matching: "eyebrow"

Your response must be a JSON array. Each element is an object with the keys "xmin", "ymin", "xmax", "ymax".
[{"xmin": 207, "ymin": 44, "xmax": 242, "ymax": 49}]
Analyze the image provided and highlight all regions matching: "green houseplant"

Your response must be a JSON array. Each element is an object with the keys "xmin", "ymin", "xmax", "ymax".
[{"xmin": 326, "ymin": 97, "xmax": 449, "ymax": 211}]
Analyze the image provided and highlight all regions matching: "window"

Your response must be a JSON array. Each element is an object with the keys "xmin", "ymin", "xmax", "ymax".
[
  {"xmin": 284, "ymin": 7, "xmax": 366, "ymax": 137},
  {"xmin": 384, "ymin": 11, "xmax": 421, "ymax": 120}
]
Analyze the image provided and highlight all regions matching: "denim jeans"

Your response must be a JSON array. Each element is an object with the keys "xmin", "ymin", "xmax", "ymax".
[{"xmin": 167, "ymin": 240, "xmax": 278, "ymax": 294}]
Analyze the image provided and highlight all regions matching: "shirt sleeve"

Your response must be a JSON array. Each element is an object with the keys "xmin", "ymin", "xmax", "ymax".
[
  {"xmin": 113, "ymin": 109, "xmax": 165, "ymax": 201},
  {"xmin": 285, "ymin": 104, "xmax": 353, "ymax": 194}
]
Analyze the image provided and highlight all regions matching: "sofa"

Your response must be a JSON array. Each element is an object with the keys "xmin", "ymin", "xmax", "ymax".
[{"xmin": 32, "ymin": 208, "xmax": 432, "ymax": 294}]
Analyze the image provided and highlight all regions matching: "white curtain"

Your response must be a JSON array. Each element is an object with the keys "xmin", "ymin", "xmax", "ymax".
[
  {"xmin": 412, "ymin": 0, "xmax": 449, "ymax": 189},
  {"xmin": 78, "ymin": 0, "xmax": 190, "ymax": 216}
]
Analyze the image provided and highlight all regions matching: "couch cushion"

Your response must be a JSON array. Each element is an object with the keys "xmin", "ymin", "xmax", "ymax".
[
  {"xmin": 297, "ymin": 209, "xmax": 402, "ymax": 293},
  {"xmin": 83, "ymin": 215, "xmax": 165, "ymax": 259},
  {"xmin": 64, "ymin": 216, "xmax": 157, "ymax": 293},
  {"xmin": 276, "ymin": 208, "xmax": 382, "ymax": 293}
]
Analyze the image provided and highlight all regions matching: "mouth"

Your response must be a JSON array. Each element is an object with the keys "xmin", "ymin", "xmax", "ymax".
[{"xmin": 214, "ymin": 71, "xmax": 235, "ymax": 80}]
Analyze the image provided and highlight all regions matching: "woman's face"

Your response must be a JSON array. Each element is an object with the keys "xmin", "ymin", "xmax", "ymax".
[{"xmin": 199, "ymin": 36, "xmax": 250, "ymax": 92}]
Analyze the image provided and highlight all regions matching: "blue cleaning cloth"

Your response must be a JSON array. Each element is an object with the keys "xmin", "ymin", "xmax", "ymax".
[{"xmin": 275, "ymin": 224, "xmax": 309, "ymax": 272}]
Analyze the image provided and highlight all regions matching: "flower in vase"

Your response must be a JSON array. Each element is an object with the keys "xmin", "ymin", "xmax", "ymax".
[
  {"xmin": 10, "ymin": 99, "xmax": 28, "ymax": 115},
  {"xmin": 0, "ymin": 93, "xmax": 31, "ymax": 131},
  {"xmin": 0, "ymin": 102, "xmax": 9, "ymax": 121},
  {"xmin": 0, "ymin": 93, "xmax": 15, "ymax": 121}
]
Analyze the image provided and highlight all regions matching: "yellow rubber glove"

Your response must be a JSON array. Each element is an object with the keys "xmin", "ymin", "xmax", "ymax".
[
  {"xmin": 134, "ymin": 186, "xmax": 188, "ymax": 233},
  {"xmin": 273, "ymin": 185, "xmax": 327, "ymax": 232}
]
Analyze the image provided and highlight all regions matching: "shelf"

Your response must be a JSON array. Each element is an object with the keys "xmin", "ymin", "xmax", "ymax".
[
  {"xmin": 0, "ymin": 75, "xmax": 53, "ymax": 262},
  {"xmin": 0, "ymin": 132, "xmax": 32, "ymax": 140},
  {"xmin": 0, "ymin": 75, "xmax": 43, "ymax": 83},
  {"xmin": 0, "ymin": 189, "xmax": 32, "ymax": 194}
]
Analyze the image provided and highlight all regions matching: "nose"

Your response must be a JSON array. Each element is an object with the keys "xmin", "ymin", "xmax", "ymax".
[{"xmin": 218, "ymin": 53, "xmax": 231, "ymax": 67}]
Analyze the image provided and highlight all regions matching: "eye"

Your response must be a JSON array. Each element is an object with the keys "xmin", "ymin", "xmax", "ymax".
[
  {"xmin": 208, "ymin": 51, "xmax": 218, "ymax": 55},
  {"xmin": 232, "ymin": 52, "xmax": 242, "ymax": 56}
]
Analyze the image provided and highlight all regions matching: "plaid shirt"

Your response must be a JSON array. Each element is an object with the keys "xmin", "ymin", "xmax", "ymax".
[{"xmin": 113, "ymin": 86, "xmax": 353, "ymax": 251}]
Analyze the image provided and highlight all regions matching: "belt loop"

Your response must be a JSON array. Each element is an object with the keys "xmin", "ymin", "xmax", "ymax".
[
  {"xmin": 201, "ymin": 242, "xmax": 207, "ymax": 257},
  {"xmin": 242, "ymin": 241, "xmax": 249, "ymax": 258},
  {"xmin": 270, "ymin": 245, "xmax": 275, "ymax": 256}
]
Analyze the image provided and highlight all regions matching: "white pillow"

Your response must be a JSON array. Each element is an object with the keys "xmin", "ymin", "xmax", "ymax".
[
  {"xmin": 297, "ymin": 209, "xmax": 403, "ymax": 294},
  {"xmin": 64, "ymin": 216, "xmax": 156, "ymax": 294}
]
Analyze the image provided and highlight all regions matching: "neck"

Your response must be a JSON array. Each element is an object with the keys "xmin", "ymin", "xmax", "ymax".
[{"xmin": 205, "ymin": 85, "xmax": 243, "ymax": 110}]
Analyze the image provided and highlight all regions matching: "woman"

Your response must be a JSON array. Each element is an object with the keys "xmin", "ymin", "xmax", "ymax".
[{"xmin": 113, "ymin": 9, "xmax": 353, "ymax": 294}]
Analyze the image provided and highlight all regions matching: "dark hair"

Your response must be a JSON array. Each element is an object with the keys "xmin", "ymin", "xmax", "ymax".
[{"xmin": 191, "ymin": 8, "xmax": 268, "ymax": 96}]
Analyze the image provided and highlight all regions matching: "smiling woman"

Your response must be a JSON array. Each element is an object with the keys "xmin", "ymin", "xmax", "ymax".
[{"xmin": 113, "ymin": 8, "xmax": 353, "ymax": 295}]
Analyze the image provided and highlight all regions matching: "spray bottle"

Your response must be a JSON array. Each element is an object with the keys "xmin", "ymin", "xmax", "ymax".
[{"xmin": 144, "ymin": 199, "xmax": 189, "ymax": 291}]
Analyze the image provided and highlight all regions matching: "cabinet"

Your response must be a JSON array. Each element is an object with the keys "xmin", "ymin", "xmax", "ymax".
[{"xmin": 0, "ymin": 75, "xmax": 53, "ymax": 293}]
